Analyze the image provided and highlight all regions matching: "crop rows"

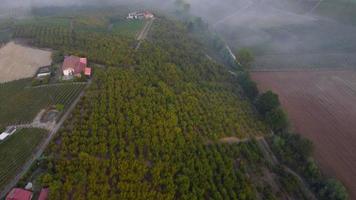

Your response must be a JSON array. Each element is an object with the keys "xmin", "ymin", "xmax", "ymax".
[
  {"xmin": 0, "ymin": 128, "xmax": 47, "ymax": 190},
  {"xmin": 0, "ymin": 79, "xmax": 85, "ymax": 127}
]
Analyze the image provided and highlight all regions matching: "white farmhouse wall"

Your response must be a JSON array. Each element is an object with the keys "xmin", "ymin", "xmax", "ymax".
[{"xmin": 63, "ymin": 68, "xmax": 74, "ymax": 76}]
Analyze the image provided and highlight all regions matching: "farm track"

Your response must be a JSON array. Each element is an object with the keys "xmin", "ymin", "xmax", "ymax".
[
  {"xmin": 252, "ymin": 70, "xmax": 356, "ymax": 199},
  {"xmin": 135, "ymin": 19, "xmax": 154, "ymax": 50},
  {"xmin": 0, "ymin": 80, "xmax": 92, "ymax": 198}
]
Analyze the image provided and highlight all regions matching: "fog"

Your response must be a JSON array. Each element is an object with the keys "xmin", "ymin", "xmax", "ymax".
[
  {"xmin": 1, "ymin": 0, "xmax": 356, "ymax": 69},
  {"xmin": 185, "ymin": 0, "xmax": 356, "ymax": 69}
]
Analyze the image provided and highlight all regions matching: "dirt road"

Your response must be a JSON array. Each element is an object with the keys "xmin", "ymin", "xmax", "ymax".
[{"xmin": 135, "ymin": 19, "xmax": 154, "ymax": 50}]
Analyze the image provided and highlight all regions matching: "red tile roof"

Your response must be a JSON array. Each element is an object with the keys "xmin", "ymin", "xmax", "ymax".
[
  {"xmin": 6, "ymin": 188, "xmax": 32, "ymax": 200},
  {"xmin": 38, "ymin": 188, "xmax": 49, "ymax": 200},
  {"xmin": 62, "ymin": 56, "xmax": 87, "ymax": 75},
  {"xmin": 84, "ymin": 67, "xmax": 92, "ymax": 76}
]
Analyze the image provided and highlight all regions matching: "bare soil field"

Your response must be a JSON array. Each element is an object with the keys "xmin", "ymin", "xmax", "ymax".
[
  {"xmin": 0, "ymin": 41, "xmax": 52, "ymax": 83},
  {"xmin": 251, "ymin": 70, "xmax": 356, "ymax": 199}
]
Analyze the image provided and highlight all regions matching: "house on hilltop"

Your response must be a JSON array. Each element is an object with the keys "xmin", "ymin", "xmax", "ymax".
[
  {"xmin": 62, "ymin": 56, "xmax": 91, "ymax": 78},
  {"xmin": 127, "ymin": 11, "xmax": 154, "ymax": 20}
]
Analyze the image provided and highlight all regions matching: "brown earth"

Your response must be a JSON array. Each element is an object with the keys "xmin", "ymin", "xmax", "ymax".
[
  {"xmin": 251, "ymin": 70, "xmax": 356, "ymax": 199},
  {"xmin": 0, "ymin": 41, "xmax": 52, "ymax": 83}
]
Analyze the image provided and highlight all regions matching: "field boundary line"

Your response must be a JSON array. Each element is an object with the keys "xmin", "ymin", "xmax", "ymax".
[
  {"xmin": 25, "ymin": 81, "xmax": 87, "ymax": 89},
  {"xmin": 251, "ymin": 67, "xmax": 356, "ymax": 72}
]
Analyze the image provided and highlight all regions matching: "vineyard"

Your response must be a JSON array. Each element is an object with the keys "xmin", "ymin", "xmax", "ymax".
[
  {"xmin": 0, "ymin": 128, "xmax": 47, "ymax": 191},
  {"xmin": 0, "ymin": 79, "xmax": 85, "ymax": 128}
]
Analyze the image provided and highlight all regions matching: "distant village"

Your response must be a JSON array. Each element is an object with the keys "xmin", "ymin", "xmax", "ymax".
[{"xmin": 127, "ymin": 11, "xmax": 154, "ymax": 20}]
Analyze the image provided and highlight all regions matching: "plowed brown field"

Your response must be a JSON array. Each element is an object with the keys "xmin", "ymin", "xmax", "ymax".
[
  {"xmin": 0, "ymin": 42, "xmax": 52, "ymax": 83},
  {"xmin": 251, "ymin": 70, "xmax": 356, "ymax": 199}
]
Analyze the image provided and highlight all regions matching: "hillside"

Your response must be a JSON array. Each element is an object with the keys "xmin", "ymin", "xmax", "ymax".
[{"xmin": 2, "ymin": 6, "xmax": 348, "ymax": 200}]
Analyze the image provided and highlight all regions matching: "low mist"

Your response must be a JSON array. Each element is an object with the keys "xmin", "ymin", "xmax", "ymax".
[{"xmin": 1, "ymin": 0, "xmax": 356, "ymax": 69}]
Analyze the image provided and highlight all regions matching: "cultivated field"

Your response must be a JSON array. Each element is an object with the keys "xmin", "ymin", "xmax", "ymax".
[
  {"xmin": 0, "ymin": 79, "xmax": 86, "ymax": 128},
  {"xmin": 0, "ymin": 128, "xmax": 47, "ymax": 191},
  {"xmin": 251, "ymin": 70, "xmax": 356, "ymax": 199},
  {"xmin": 0, "ymin": 42, "xmax": 52, "ymax": 83}
]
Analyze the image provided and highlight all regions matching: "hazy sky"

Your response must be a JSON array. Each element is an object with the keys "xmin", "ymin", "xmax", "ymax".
[{"xmin": 2, "ymin": 0, "xmax": 355, "ymax": 69}]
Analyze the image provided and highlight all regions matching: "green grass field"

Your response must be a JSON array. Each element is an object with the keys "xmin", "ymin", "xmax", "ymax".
[
  {"xmin": 110, "ymin": 20, "xmax": 145, "ymax": 36},
  {"xmin": 0, "ymin": 128, "xmax": 47, "ymax": 190},
  {"xmin": 15, "ymin": 17, "xmax": 71, "ymax": 28},
  {"xmin": 0, "ymin": 79, "xmax": 85, "ymax": 128}
]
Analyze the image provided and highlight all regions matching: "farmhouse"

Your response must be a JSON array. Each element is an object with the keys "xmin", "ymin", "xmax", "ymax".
[
  {"xmin": 36, "ymin": 66, "xmax": 51, "ymax": 78},
  {"xmin": 127, "ymin": 11, "xmax": 154, "ymax": 20},
  {"xmin": 62, "ymin": 56, "xmax": 91, "ymax": 77},
  {"xmin": 0, "ymin": 127, "xmax": 16, "ymax": 141},
  {"xmin": 6, "ymin": 188, "xmax": 32, "ymax": 200}
]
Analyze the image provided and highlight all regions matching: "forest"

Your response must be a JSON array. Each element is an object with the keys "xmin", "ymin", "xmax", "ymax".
[{"xmin": 39, "ymin": 17, "xmax": 274, "ymax": 199}]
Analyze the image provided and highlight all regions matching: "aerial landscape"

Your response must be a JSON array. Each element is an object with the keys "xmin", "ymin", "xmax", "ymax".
[{"xmin": 0, "ymin": 0, "xmax": 355, "ymax": 199}]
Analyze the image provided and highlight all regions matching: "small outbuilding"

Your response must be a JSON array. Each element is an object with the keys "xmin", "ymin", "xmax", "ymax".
[
  {"xmin": 6, "ymin": 188, "xmax": 32, "ymax": 200},
  {"xmin": 36, "ymin": 66, "xmax": 51, "ymax": 78},
  {"xmin": 24, "ymin": 182, "xmax": 32, "ymax": 190},
  {"xmin": 0, "ymin": 127, "xmax": 16, "ymax": 141}
]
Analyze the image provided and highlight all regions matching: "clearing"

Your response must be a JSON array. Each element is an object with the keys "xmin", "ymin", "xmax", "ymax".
[
  {"xmin": 110, "ymin": 20, "xmax": 145, "ymax": 36},
  {"xmin": 252, "ymin": 69, "xmax": 356, "ymax": 199},
  {"xmin": 0, "ymin": 41, "xmax": 52, "ymax": 83}
]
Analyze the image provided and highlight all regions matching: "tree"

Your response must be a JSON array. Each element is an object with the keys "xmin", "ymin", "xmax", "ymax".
[
  {"xmin": 318, "ymin": 179, "xmax": 348, "ymax": 200},
  {"xmin": 51, "ymin": 50, "xmax": 64, "ymax": 64},
  {"xmin": 237, "ymin": 48, "xmax": 254, "ymax": 68},
  {"xmin": 238, "ymin": 72, "xmax": 259, "ymax": 100},
  {"xmin": 256, "ymin": 91, "xmax": 280, "ymax": 115},
  {"xmin": 265, "ymin": 108, "xmax": 288, "ymax": 132}
]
